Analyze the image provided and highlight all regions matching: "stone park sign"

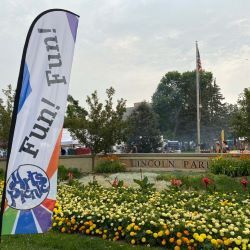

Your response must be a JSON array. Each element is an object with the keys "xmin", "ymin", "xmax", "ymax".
[
  {"xmin": 132, "ymin": 158, "xmax": 208, "ymax": 169},
  {"xmin": 117, "ymin": 153, "xmax": 212, "ymax": 171}
]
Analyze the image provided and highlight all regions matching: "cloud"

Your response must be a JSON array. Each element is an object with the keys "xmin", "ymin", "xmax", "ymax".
[{"xmin": 0, "ymin": 0, "xmax": 250, "ymax": 107}]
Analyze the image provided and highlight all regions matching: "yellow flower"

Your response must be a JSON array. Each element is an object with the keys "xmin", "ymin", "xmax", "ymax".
[
  {"xmin": 211, "ymin": 239, "xmax": 217, "ymax": 245},
  {"xmin": 200, "ymin": 233, "xmax": 206, "ymax": 239},
  {"xmin": 153, "ymin": 233, "xmax": 158, "ymax": 238},
  {"xmin": 134, "ymin": 225, "xmax": 139, "ymax": 231},
  {"xmin": 158, "ymin": 231, "xmax": 163, "ymax": 237},
  {"xmin": 61, "ymin": 227, "xmax": 66, "ymax": 233},
  {"xmin": 146, "ymin": 230, "xmax": 152, "ymax": 234},
  {"xmin": 197, "ymin": 236, "xmax": 204, "ymax": 243},
  {"xmin": 131, "ymin": 239, "xmax": 136, "ymax": 244},
  {"xmin": 235, "ymin": 239, "xmax": 241, "ymax": 245},
  {"xmin": 224, "ymin": 239, "xmax": 231, "ymax": 246},
  {"xmin": 130, "ymin": 231, "xmax": 136, "ymax": 237},
  {"xmin": 141, "ymin": 237, "xmax": 146, "ymax": 243},
  {"xmin": 176, "ymin": 239, "xmax": 182, "ymax": 246}
]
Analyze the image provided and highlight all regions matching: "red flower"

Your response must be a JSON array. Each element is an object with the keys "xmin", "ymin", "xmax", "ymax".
[
  {"xmin": 241, "ymin": 177, "xmax": 248, "ymax": 191},
  {"xmin": 202, "ymin": 177, "xmax": 212, "ymax": 188},
  {"xmin": 171, "ymin": 179, "xmax": 182, "ymax": 187}
]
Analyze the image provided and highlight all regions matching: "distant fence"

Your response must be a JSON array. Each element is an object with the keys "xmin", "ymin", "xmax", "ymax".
[{"xmin": 0, "ymin": 153, "xmax": 246, "ymax": 173}]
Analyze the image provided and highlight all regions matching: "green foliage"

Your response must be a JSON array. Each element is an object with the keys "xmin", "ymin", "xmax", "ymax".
[
  {"xmin": 156, "ymin": 172, "xmax": 248, "ymax": 193},
  {"xmin": 152, "ymin": 71, "xmax": 230, "ymax": 144},
  {"xmin": 95, "ymin": 159, "xmax": 126, "ymax": 173},
  {"xmin": 58, "ymin": 165, "xmax": 82, "ymax": 181},
  {"xmin": 0, "ymin": 84, "xmax": 15, "ymax": 148},
  {"xmin": 231, "ymin": 88, "xmax": 250, "ymax": 141},
  {"xmin": 65, "ymin": 88, "xmax": 127, "ymax": 156},
  {"xmin": 126, "ymin": 102, "xmax": 162, "ymax": 152},
  {"xmin": 209, "ymin": 156, "xmax": 250, "ymax": 177},
  {"xmin": 0, "ymin": 168, "xmax": 5, "ymax": 179},
  {"xmin": 133, "ymin": 176, "xmax": 155, "ymax": 192}
]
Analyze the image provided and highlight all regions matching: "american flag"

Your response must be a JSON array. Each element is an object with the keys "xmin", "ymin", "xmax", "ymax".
[{"xmin": 196, "ymin": 42, "xmax": 202, "ymax": 72}]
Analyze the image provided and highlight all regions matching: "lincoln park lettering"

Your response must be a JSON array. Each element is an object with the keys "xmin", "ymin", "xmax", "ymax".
[
  {"xmin": 19, "ymin": 98, "xmax": 60, "ymax": 158},
  {"xmin": 133, "ymin": 159, "xmax": 208, "ymax": 169}
]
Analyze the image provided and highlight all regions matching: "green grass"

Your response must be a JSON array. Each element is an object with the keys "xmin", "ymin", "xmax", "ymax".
[
  {"xmin": 0, "ymin": 231, "xmax": 160, "ymax": 250},
  {"xmin": 156, "ymin": 172, "xmax": 249, "ymax": 193}
]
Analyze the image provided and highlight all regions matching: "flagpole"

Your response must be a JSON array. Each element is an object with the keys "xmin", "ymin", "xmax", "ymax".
[{"xmin": 196, "ymin": 41, "xmax": 201, "ymax": 152}]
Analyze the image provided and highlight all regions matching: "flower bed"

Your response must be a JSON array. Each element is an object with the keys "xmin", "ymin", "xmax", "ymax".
[
  {"xmin": 210, "ymin": 155, "xmax": 250, "ymax": 177},
  {"xmin": 53, "ymin": 182, "xmax": 250, "ymax": 249}
]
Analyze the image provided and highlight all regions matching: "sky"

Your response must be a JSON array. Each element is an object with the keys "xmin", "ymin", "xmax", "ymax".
[{"xmin": 0, "ymin": 0, "xmax": 250, "ymax": 108}]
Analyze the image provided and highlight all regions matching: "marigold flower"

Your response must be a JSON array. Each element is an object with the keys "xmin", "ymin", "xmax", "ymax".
[
  {"xmin": 153, "ymin": 233, "xmax": 158, "ymax": 238},
  {"xmin": 169, "ymin": 237, "xmax": 175, "ymax": 243}
]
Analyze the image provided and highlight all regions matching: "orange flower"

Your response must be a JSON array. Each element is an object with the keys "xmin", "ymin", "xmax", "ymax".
[
  {"xmin": 176, "ymin": 232, "xmax": 182, "ymax": 238},
  {"xmin": 169, "ymin": 237, "xmax": 175, "ymax": 243},
  {"xmin": 165, "ymin": 229, "xmax": 170, "ymax": 236}
]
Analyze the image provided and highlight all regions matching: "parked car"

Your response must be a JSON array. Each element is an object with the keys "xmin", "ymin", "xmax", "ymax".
[{"xmin": 163, "ymin": 141, "xmax": 181, "ymax": 153}]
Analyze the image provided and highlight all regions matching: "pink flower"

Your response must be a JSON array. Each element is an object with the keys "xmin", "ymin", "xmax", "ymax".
[
  {"xmin": 171, "ymin": 179, "xmax": 182, "ymax": 187},
  {"xmin": 68, "ymin": 172, "xmax": 73, "ymax": 181}
]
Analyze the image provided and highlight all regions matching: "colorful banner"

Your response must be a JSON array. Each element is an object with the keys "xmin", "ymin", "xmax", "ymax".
[{"xmin": 0, "ymin": 9, "xmax": 79, "ymax": 235}]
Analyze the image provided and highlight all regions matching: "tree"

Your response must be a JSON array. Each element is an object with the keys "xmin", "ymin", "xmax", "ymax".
[
  {"xmin": 126, "ymin": 102, "xmax": 162, "ymax": 153},
  {"xmin": 152, "ymin": 71, "xmax": 227, "ymax": 146},
  {"xmin": 0, "ymin": 85, "xmax": 15, "ymax": 148},
  {"xmin": 231, "ymin": 88, "xmax": 250, "ymax": 141},
  {"xmin": 65, "ymin": 87, "xmax": 127, "ymax": 169}
]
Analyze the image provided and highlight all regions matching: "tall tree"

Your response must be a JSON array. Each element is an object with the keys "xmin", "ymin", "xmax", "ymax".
[
  {"xmin": 0, "ymin": 85, "xmax": 15, "ymax": 148},
  {"xmin": 126, "ymin": 102, "xmax": 162, "ymax": 153},
  {"xmin": 65, "ymin": 87, "xmax": 127, "ymax": 169},
  {"xmin": 152, "ymin": 71, "xmax": 227, "ymax": 145},
  {"xmin": 231, "ymin": 88, "xmax": 250, "ymax": 141}
]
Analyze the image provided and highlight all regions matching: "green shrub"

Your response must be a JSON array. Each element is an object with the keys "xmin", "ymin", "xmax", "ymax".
[
  {"xmin": 58, "ymin": 165, "xmax": 82, "ymax": 181},
  {"xmin": 209, "ymin": 156, "xmax": 250, "ymax": 177},
  {"xmin": 95, "ymin": 156, "xmax": 126, "ymax": 173},
  {"xmin": 133, "ymin": 176, "xmax": 155, "ymax": 192}
]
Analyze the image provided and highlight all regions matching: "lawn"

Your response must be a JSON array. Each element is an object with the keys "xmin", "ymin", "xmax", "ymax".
[
  {"xmin": 0, "ymin": 231, "xmax": 159, "ymax": 250},
  {"xmin": 156, "ymin": 172, "xmax": 249, "ymax": 193}
]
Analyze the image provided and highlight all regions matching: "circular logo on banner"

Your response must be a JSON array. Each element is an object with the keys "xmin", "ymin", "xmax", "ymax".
[{"xmin": 6, "ymin": 164, "xmax": 50, "ymax": 210}]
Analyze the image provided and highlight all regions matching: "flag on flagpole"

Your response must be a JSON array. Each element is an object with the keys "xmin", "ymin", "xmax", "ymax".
[
  {"xmin": 196, "ymin": 42, "xmax": 202, "ymax": 72},
  {"xmin": 0, "ymin": 9, "xmax": 79, "ymax": 235}
]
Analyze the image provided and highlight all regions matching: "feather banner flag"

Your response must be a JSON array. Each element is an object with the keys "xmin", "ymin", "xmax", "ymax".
[{"xmin": 0, "ymin": 9, "xmax": 79, "ymax": 235}]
